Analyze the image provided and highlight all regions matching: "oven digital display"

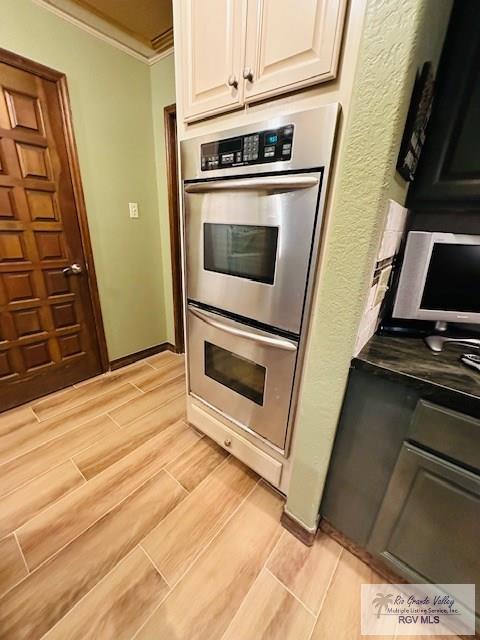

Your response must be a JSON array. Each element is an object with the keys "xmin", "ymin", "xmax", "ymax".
[
  {"xmin": 200, "ymin": 124, "xmax": 294, "ymax": 170},
  {"xmin": 202, "ymin": 142, "xmax": 217, "ymax": 156},
  {"xmin": 220, "ymin": 138, "xmax": 242, "ymax": 153}
]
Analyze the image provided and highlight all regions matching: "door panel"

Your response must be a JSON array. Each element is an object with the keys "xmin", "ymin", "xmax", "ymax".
[
  {"xmin": 408, "ymin": 2, "xmax": 480, "ymax": 208},
  {"xmin": 0, "ymin": 60, "xmax": 103, "ymax": 411},
  {"xmin": 180, "ymin": 0, "xmax": 246, "ymax": 122},
  {"xmin": 187, "ymin": 305, "xmax": 297, "ymax": 449},
  {"xmin": 244, "ymin": 0, "xmax": 346, "ymax": 102},
  {"xmin": 368, "ymin": 444, "xmax": 480, "ymax": 627}
]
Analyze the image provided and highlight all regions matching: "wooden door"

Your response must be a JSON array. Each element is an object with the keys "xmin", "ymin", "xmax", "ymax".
[
  {"xmin": 164, "ymin": 105, "xmax": 184, "ymax": 353},
  {"xmin": 180, "ymin": 0, "xmax": 247, "ymax": 122},
  {"xmin": 243, "ymin": 0, "xmax": 346, "ymax": 103},
  {"xmin": 0, "ymin": 52, "xmax": 106, "ymax": 411}
]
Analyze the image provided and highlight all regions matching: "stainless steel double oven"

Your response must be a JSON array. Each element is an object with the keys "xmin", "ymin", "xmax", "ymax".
[{"xmin": 181, "ymin": 106, "xmax": 339, "ymax": 452}]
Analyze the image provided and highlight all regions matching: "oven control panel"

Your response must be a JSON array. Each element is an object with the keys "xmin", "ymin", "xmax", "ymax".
[{"xmin": 200, "ymin": 125, "xmax": 294, "ymax": 171}]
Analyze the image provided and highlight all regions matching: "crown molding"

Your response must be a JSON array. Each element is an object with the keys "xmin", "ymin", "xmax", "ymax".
[
  {"xmin": 33, "ymin": 0, "xmax": 173, "ymax": 64},
  {"xmin": 148, "ymin": 47, "xmax": 174, "ymax": 65},
  {"xmin": 151, "ymin": 27, "xmax": 174, "ymax": 52}
]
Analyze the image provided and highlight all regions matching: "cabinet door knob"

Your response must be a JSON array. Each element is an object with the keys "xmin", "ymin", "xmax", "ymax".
[
  {"xmin": 227, "ymin": 75, "xmax": 238, "ymax": 89},
  {"xmin": 224, "ymin": 439, "xmax": 232, "ymax": 448},
  {"xmin": 242, "ymin": 68, "xmax": 254, "ymax": 82}
]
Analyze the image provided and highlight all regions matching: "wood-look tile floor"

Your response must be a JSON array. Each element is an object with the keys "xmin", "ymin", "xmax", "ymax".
[{"xmin": 0, "ymin": 352, "xmax": 458, "ymax": 640}]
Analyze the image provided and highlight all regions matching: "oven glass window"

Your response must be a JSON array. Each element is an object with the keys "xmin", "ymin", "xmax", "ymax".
[
  {"xmin": 204, "ymin": 342, "xmax": 266, "ymax": 406},
  {"xmin": 204, "ymin": 223, "xmax": 278, "ymax": 284}
]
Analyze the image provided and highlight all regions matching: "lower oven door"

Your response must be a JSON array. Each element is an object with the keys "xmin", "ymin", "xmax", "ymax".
[{"xmin": 187, "ymin": 304, "xmax": 298, "ymax": 450}]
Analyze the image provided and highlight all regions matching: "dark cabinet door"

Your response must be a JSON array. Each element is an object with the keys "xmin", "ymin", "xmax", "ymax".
[
  {"xmin": 320, "ymin": 369, "xmax": 416, "ymax": 546},
  {"xmin": 368, "ymin": 443, "xmax": 480, "ymax": 630},
  {"xmin": 407, "ymin": 1, "xmax": 480, "ymax": 209}
]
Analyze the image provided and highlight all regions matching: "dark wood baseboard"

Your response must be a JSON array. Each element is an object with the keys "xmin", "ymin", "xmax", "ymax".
[
  {"xmin": 320, "ymin": 519, "xmax": 479, "ymax": 640},
  {"xmin": 109, "ymin": 342, "xmax": 175, "ymax": 371},
  {"xmin": 281, "ymin": 510, "xmax": 316, "ymax": 546},
  {"xmin": 320, "ymin": 518, "xmax": 407, "ymax": 584}
]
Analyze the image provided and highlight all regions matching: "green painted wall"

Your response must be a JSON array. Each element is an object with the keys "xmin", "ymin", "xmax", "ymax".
[
  {"xmin": 150, "ymin": 54, "xmax": 177, "ymax": 346},
  {"xmin": 1, "ymin": 0, "xmax": 169, "ymax": 361},
  {"xmin": 286, "ymin": 0, "xmax": 452, "ymax": 530}
]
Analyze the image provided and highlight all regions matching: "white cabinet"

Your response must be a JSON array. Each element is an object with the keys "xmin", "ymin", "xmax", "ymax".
[
  {"xmin": 244, "ymin": 0, "xmax": 346, "ymax": 102},
  {"xmin": 180, "ymin": 0, "xmax": 247, "ymax": 122},
  {"xmin": 178, "ymin": 0, "xmax": 346, "ymax": 123}
]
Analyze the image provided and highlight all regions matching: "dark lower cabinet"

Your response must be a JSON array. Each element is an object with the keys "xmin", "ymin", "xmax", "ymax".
[
  {"xmin": 321, "ymin": 364, "xmax": 480, "ymax": 632},
  {"xmin": 367, "ymin": 443, "xmax": 480, "ymax": 628},
  {"xmin": 320, "ymin": 370, "xmax": 416, "ymax": 545}
]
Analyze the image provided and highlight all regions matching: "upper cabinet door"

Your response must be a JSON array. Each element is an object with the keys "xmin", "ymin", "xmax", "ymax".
[
  {"xmin": 180, "ymin": 0, "xmax": 247, "ymax": 122},
  {"xmin": 407, "ymin": 2, "xmax": 480, "ymax": 209},
  {"xmin": 243, "ymin": 0, "xmax": 346, "ymax": 103}
]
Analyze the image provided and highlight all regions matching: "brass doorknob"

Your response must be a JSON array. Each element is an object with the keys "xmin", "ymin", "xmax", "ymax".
[
  {"xmin": 224, "ymin": 439, "xmax": 232, "ymax": 447},
  {"xmin": 62, "ymin": 263, "xmax": 83, "ymax": 276}
]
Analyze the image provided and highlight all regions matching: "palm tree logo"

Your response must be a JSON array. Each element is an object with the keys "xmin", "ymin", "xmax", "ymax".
[{"xmin": 373, "ymin": 593, "xmax": 394, "ymax": 618}]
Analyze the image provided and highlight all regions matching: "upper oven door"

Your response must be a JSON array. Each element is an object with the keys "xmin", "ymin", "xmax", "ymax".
[{"xmin": 185, "ymin": 172, "xmax": 322, "ymax": 334}]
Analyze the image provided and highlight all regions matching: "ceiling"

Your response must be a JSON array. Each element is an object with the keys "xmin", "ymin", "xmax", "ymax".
[
  {"xmin": 43, "ymin": 0, "xmax": 174, "ymax": 57},
  {"xmin": 74, "ymin": 0, "xmax": 173, "ymax": 49}
]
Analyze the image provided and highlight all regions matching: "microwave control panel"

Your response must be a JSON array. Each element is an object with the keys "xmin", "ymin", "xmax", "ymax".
[{"xmin": 200, "ymin": 125, "xmax": 294, "ymax": 171}]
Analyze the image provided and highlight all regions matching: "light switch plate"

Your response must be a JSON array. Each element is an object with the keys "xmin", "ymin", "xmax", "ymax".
[{"xmin": 129, "ymin": 202, "xmax": 139, "ymax": 218}]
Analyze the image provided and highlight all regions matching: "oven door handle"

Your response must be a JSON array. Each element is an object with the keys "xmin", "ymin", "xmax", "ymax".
[
  {"xmin": 189, "ymin": 306, "xmax": 297, "ymax": 352},
  {"xmin": 184, "ymin": 176, "xmax": 318, "ymax": 193}
]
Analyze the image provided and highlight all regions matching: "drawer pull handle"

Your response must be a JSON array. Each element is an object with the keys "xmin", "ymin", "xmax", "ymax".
[{"xmin": 224, "ymin": 439, "xmax": 232, "ymax": 447}]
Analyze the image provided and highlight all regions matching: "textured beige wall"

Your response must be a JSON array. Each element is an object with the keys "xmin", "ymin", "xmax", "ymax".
[
  {"xmin": 150, "ymin": 54, "xmax": 177, "ymax": 346},
  {"xmin": 285, "ymin": 0, "xmax": 452, "ymax": 530},
  {"xmin": 1, "ymin": 0, "xmax": 171, "ymax": 361}
]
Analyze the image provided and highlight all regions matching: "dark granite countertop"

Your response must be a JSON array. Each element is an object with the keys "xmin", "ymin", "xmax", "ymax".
[{"xmin": 354, "ymin": 335, "xmax": 480, "ymax": 417}]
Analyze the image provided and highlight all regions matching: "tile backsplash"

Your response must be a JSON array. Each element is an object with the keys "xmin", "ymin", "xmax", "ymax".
[{"xmin": 354, "ymin": 200, "xmax": 407, "ymax": 355}]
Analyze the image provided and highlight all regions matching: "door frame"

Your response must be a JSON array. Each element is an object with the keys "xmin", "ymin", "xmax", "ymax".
[
  {"xmin": 0, "ymin": 47, "xmax": 109, "ymax": 372},
  {"xmin": 164, "ymin": 103, "xmax": 184, "ymax": 353}
]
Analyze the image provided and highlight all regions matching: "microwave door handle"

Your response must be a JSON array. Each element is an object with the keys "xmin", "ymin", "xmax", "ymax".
[
  {"xmin": 189, "ymin": 306, "xmax": 297, "ymax": 352},
  {"xmin": 184, "ymin": 176, "xmax": 318, "ymax": 193}
]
